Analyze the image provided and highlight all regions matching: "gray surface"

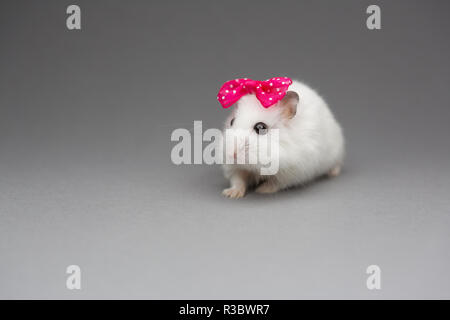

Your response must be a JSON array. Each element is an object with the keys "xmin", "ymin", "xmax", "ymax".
[{"xmin": 1, "ymin": 0, "xmax": 449, "ymax": 299}]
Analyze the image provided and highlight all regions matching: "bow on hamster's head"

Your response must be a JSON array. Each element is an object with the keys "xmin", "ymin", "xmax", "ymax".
[{"xmin": 224, "ymin": 91, "xmax": 299, "ymax": 163}]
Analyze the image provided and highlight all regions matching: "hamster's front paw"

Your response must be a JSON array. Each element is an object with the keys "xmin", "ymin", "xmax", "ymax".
[{"xmin": 222, "ymin": 187, "xmax": 245, "ymax": 199}]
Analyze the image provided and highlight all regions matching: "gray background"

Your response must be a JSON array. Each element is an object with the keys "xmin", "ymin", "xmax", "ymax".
[{"xmin": 1, "ymin": 0, "xmax": 449, "ymax": 299}]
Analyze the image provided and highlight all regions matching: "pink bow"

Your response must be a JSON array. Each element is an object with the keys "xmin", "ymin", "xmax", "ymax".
[{"xmin": 217, "ymin": 77, "xmax": 292, "ymax": 108}]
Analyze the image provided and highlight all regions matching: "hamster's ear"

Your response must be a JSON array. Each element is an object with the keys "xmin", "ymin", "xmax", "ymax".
[{"xmin": 280, "ymin": 91, "xmax": 299, "ymax": 119}]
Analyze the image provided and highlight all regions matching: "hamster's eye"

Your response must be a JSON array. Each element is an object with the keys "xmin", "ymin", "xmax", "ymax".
[
  {"xmin": 230, "ymin": 118, "xmax": 235, "ymax": 126},
  {"xmin": 254, "ymin": 122, "xmax": 268, "ymax": 135}
]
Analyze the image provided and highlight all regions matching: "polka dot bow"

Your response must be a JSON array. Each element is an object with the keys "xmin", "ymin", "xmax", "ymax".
[{"xmin": 217, "ymin": 77, "xmax": 293, "ymax": 108}]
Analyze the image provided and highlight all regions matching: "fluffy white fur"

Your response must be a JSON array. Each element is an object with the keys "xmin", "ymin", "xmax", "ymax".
[{"xmin": 222, "ymin": 80, "xmax": 345, "ymax": 198}]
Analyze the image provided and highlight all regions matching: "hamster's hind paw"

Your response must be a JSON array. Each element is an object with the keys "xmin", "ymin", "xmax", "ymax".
[
  {"xmin": 328, "ymin": 165, "xmax": 341, "ymax": 177},
  {"xmin": 222, "ymin": 187, "xmax": 245, "ymax": 199},
  {"xmin": 255, "ymin": 180, "xmax": 280, "ymax": 194}
]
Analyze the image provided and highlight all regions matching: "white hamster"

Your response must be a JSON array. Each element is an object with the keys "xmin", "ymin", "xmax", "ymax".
[{"xmin": 222, "ymin": 80, "xmax": 345, "ymax": 198}]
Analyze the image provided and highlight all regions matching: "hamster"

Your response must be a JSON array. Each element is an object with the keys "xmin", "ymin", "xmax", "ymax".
[{"xmin": 222, "ymin": 80, "xmax": 345, "ymax": 198}]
